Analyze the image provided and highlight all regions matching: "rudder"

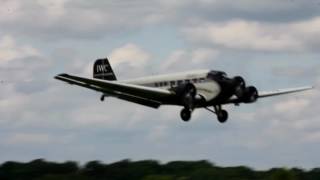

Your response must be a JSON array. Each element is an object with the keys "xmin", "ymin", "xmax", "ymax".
[{"xmin": 93, "ymin": 58, "xmax": 117, "ymax": 81}]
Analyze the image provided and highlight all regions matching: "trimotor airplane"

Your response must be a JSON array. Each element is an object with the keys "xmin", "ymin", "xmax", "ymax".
[{"xmin": 55, "ymin": 58, "xmax": 313, "ymax": 123}]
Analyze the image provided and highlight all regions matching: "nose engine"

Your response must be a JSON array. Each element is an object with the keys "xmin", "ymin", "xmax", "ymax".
[{"xmin": 233, "ymin": 76, "xmax": 258, "ymax": 103}]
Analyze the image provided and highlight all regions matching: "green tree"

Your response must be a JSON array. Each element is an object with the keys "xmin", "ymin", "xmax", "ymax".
[{"xmin": 266, "ymin": 168, "xmax": 297, "ymax": 180}]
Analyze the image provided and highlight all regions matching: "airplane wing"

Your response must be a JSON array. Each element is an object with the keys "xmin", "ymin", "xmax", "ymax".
[
  {"xmin": 258, "ymin": 86, "xmax": 313, "ymax": 98},
  {"xmin": 54, "ymin": 73, "xmax": 175, "ymax": 108},
  {"xmin": 224, "ymin": 86, "xmax": 313, "ymax": 105}
]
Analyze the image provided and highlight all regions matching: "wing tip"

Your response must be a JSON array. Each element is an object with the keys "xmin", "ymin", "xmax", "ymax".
[
  {"xmin": 303, "ymin": 86, "xmax": 314, "ymax": 91},
  {"xmin": 54, "ymin": 73, "xmax": 69, "ymax": 79}
]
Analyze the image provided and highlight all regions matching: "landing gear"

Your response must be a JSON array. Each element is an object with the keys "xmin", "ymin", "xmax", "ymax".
[
  {"xmin": 180, "ymin": 105, "xmax": 229, "ymax": 123},
  {"xmin": 214, "ymin": 105, "xmax": 228, "ymax": 123},
  {"xmin": 179, "ymin": 83, "xmax": 197, "ymax": 122},
  {"xmin": 204, "ymin": 105, "xmax": 229, "ymax": 123},
  {"xmin": 100, "ymin": 95, "xmax": 105, "ymax": 101},
  {"xmin": 217, "ymin": 109, "xmax": 228, "ymax": 123},
  {"xmin": 180, "ymin": 108, "xmax": 192, "ymax": 122}
]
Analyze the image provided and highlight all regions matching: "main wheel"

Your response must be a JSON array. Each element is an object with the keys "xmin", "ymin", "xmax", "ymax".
[
  {"xmin": 217, "ymin": 110, "xmax": 228, "ymax": 123},
  {"xmin": 100, "ymin": 95, "xmax": 105, "ymax": 101},
  {"xmin": 180, "ymin": 108, "xmax": 192, "ymax": 122}
]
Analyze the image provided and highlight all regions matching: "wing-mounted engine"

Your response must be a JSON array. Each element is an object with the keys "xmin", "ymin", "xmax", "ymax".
[
  {"xmin": 172, "ymin": 83, "xmax": 197, "ymax": 109},
  {"xmin": 171, "ymin": 83, "xmax": 206, "ymax": 121},
  {"xmin": 241, "ymin": 86, "xmax": 259, "ymax": 103},
  {"xmin": 233, "ymin": 76, "xmax": 258, "ymax": 103}
]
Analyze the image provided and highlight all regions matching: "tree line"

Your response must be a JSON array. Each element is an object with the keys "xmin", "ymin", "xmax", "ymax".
[{"xmin": 0, "ymin": 159, "xmax": 319, "ymax": 180}]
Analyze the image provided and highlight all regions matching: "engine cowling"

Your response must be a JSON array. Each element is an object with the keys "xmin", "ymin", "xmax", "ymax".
[
  {"xmin": 233, "ymin": 76, "xmax": 246, "ymax": 98},
  {"xmin": 242, "ymin": 86, "xmax": 258, "ymax": 103},
  {"xmin": 233, "ymin": 76, "xmax": 258, "ymax": 103},
  {"xmin": 173, "ymin": 83, "xmax": 197, "ymax": 109}
]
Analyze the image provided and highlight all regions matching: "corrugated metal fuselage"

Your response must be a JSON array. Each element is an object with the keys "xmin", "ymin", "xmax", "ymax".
[{"xmin": 121, "ymin": 69, "xmax": 236, "ymax": 107}]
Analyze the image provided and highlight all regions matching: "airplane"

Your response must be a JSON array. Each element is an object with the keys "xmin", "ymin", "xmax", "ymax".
[{"xmin": 55, "ymin": 58, "xmax": 313, "ymax": 123}]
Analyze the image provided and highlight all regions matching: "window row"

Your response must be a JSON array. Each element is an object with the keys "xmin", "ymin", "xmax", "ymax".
[{"xmin": 154, "ymin": 78, "xmax": 206, "ymax": 87}]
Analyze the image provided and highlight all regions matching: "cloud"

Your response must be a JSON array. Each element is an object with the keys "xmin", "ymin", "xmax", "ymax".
[
  {"xmin": 3, "ymin": 0, "xmax": 319, "ymax": 41},
  {"xmin": 3, "ymin": 133, "xmax": 50, "ymax": 145},
  {"xmin": 0, "ymin": 35, "xmax": 40, "ymax": 64},
  {"xmin": 109, "ymin": 43, "xmax": 150, "ymax": 68},
  {"xmin": 146, "ymin": 125, "xmax": 170, "ymax": 142},
  {"xmin": 237, "ymin": 84, "xmax": 320, "ymax": 148},
  {"xmin": 179, "ymin": 0, "xmax": 320, "ymax": 23},
  {"xmin": 0, "ymin": 0, "xmax": 22, "ymax": 23},
  {"xmin": 1, "ymin": 132, "xmax": 75, "ymax": 147},
  {"xmin": 107, "ymin": 43, "xmax": 151, "ymax": 78},
  {"xmin": 81, "ymin": 43, "xmax": 151, "ymax": 78},
  {"xmin": 274, "ymin": 98, "xmax": 310, "ymax": 114},
  {"xmin": 0, "ymin": 35, "xmax": 51, "ymax": 98},
  {"xmin": 0, "ymin": 35, "xmax": 55, "ymax": 128},
  {"xmin": 0, "ymin": 1, "xmax": 106, "ymax": 39},
  {"xmin": 184, "ymin": 17, "xmax": 320, "ymax": 52},
  {"xmin": 36, "ymin": 0, "xmax": 69, "ymax": 18},
  {"xmin": 161, "ymin": 48, "xmax": 219, "ymax": 72},
  {"xmin": 304, "ymin": 131, "xmax": 320, "ymax": 143},
  {"xmin": 0, "ymin": 1, "xmax": 185, "ymax": 40}
]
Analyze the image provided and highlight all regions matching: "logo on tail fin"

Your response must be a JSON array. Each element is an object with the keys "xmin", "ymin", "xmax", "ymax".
[
  {"xmin": 93, "ymin": 58, "xmax": 117, "ymax": 81},
  {"xmin": 96, "ymin": 64, "xmax": 110, "ymax": 73}
]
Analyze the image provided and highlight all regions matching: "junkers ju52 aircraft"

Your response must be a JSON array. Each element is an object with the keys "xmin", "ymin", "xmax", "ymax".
[{"xmin": 55, "ymin": 58, "xmax": 312, "ymax": 123}]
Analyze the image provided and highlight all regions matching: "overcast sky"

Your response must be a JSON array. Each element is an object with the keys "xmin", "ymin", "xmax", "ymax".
[{"xmin": 1, "ymin": 0, "xmax": 320, "ymax": 169}]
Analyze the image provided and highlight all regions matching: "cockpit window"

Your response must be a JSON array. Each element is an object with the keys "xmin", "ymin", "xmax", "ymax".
[{"xmin": 207, "ymin": 71, "xmax": 227, "ymax": 80}]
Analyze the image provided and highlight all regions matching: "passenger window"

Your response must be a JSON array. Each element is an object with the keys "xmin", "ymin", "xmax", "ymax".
[
  {"xmin": 185, "ymin": 79, "xmax": 190, "ymax": 83},
  {"xmin": 170, "ymin": 81, "xmax": 175, "ymax": 86},
  {"xmin": 155, "ymin": 83, "xmax": 159, "ymax": 87},
  {"xmin": 163, "ymin": 82, "xmax": 168, "ymax": 86},
  {"xmin": 199, "ymin": 78, "xmax": 205, "ymax": 83},
  {"xmin": 192, "ymin": 79, "xmax": 198, "ymax": 83},
  {"xmin": 177, "ymin": 80, "xmax": 183, "ymax": 85}
]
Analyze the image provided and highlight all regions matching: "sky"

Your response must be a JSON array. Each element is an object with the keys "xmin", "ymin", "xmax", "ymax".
[{"xmin": 0, "ymin": 0, "xmax": 320, "ymax": 170}]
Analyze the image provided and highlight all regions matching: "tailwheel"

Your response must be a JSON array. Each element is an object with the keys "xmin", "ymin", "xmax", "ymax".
[
  {"xmin": 100, "ymin": 95, "xmax": 105, "ymax": 101},
  {"xmin": 180, "ymin": 108, "xmax": 192, "ymax": 122},
  {"xmin": 217, "ymin": 110, "xmax": 228, "ymax": 123}
]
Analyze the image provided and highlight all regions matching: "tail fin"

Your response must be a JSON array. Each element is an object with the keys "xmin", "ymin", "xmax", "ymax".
[{"xmin": 93, "ymin": 58, "xmax": 117, "ymax": 81}]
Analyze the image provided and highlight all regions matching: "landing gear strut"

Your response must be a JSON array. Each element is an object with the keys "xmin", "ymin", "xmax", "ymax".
[
  {"xmin": 179, "ymin": 83, "xmax": 196, "ymax": 122},
  {"xmin": 100, "ymin": 95, "xmax": 105, "ymax": 101},
  {"xmin": 205, "ymin": 105, "xmax": 229, "ymax": 123}
]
